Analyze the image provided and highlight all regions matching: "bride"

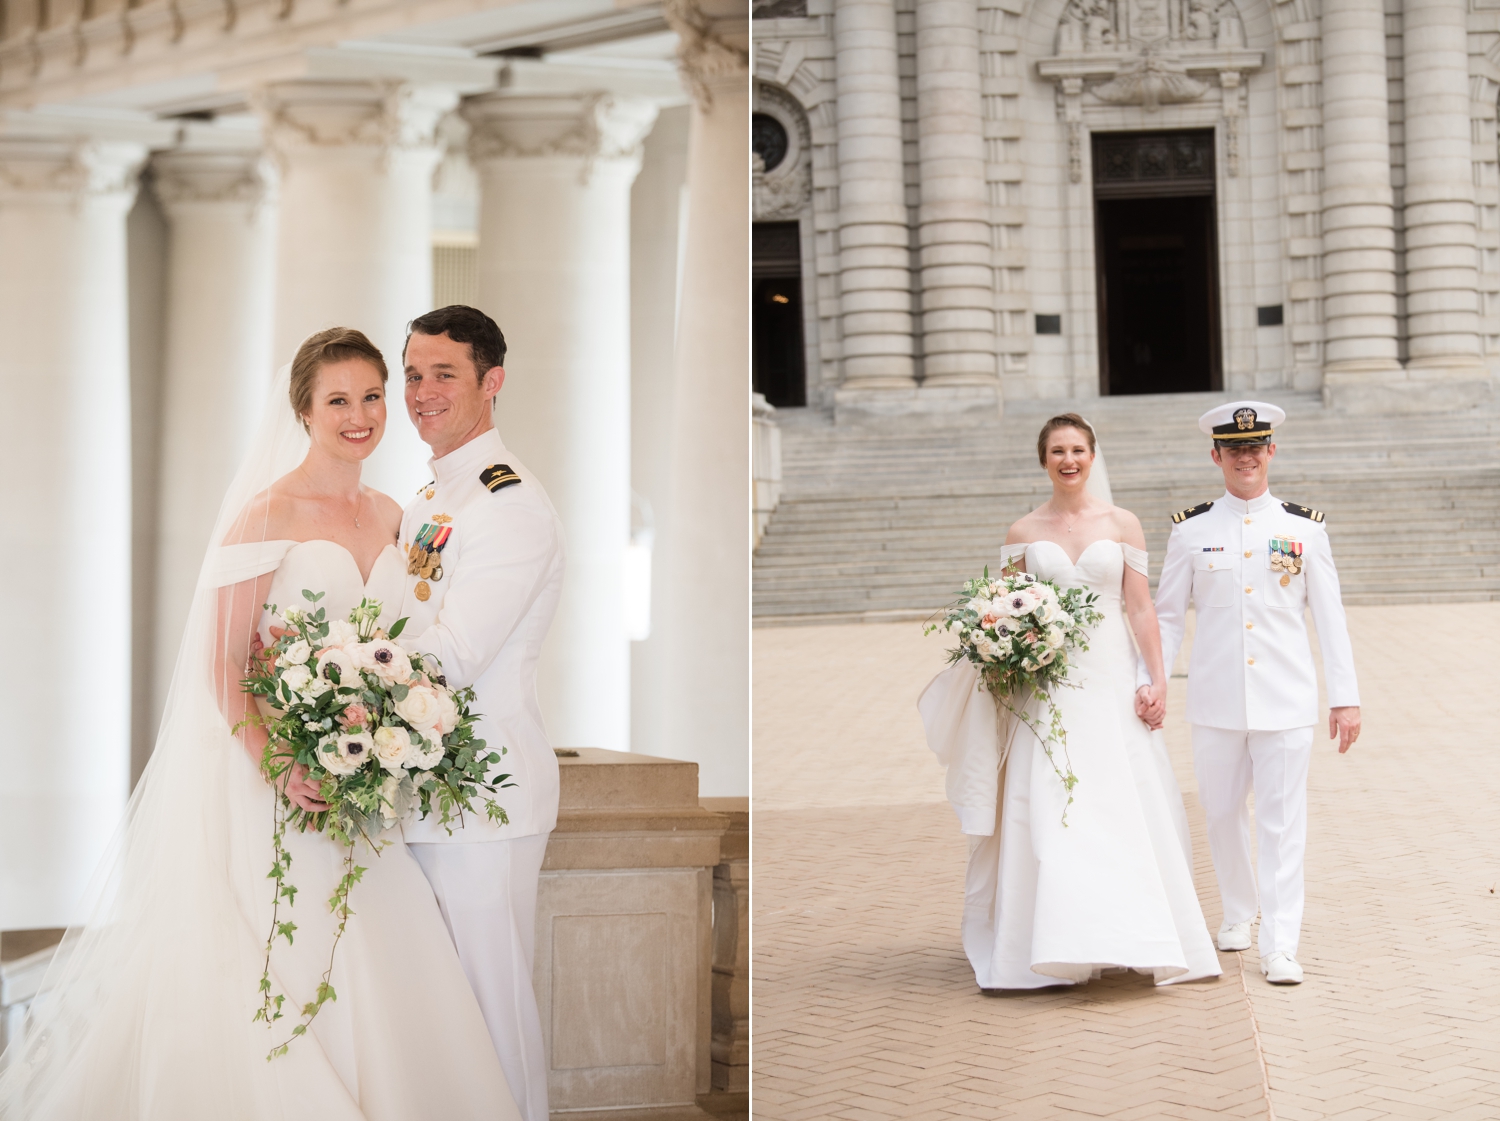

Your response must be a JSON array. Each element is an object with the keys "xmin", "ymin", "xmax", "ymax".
[
  {"xmin": 0, "ymin": 329, "xmax": 519, "ymax": 1119},
  {"xmin": 928, "ymin": 413, "xmax": 1220, "ymax": 990}
]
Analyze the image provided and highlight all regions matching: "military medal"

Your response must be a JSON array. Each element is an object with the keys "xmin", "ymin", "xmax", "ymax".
[{"xmin": 406, "ymin": 520, "xmax": 453, "ymax": 599}]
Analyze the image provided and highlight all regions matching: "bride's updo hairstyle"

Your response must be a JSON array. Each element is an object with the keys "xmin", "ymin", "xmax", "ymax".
[
  {"xmin": 1036, "ymin": 413, "xmax": 1097, "ymax": 466},
  {"xmin": 289, "ymin": 327, "xmax": 389, "ymax": 431}
]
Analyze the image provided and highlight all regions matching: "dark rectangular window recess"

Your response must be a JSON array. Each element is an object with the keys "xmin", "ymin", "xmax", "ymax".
[
  {"xmin": 1257, "ymin": 304, "xmax": 1284, "ymax": 327},
  {"xmin": 1035, "ymin": 314, "xmax": 1062, "ymax": 335}
]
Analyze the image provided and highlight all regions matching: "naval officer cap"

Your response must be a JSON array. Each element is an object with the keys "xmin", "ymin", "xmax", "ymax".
[{"xmin": 1198, "ymin": 400, "xmax": 1285, "ymax": 446}]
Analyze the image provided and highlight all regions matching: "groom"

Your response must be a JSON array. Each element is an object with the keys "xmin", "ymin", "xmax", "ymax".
[
  {"xmin": 398, "ymin": 305, "xmax": 565, "ymax": 1121},
  {"xmin": 1153, "ymin": 401, "xmax": 1360, "ymax": 986}
]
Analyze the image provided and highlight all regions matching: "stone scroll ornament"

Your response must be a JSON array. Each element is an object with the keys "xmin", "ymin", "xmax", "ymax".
[{"xmin": 1091, "ymin": 48, "xmax": 1208, "ymax": 111}]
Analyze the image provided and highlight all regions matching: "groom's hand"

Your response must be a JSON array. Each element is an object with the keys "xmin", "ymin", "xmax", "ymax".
[
  {"xmin": 280, "ymin": 761, "xmax": 329, "ymax": 813},
  {"xmin": 1135, "ymin": 685, "xmax": 1165, "ymax": 730},
  {"xmin": 1330, "ymin": 706, "xmax": 1361, "ymax": 754}
]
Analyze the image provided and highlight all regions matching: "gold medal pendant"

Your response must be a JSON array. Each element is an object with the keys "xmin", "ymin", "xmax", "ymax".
[
  {"xmin": 1280, "ymin": 573, "xmax": 1291, "ymax": 587},
  {"xmin": 415, "ymin": 580, "xmax": 431, "ymax": 602}
]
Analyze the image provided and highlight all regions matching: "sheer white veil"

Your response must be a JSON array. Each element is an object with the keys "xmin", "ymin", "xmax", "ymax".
[
  {"xmin": 0, "ymin": 366, "xmax": 312, "ymax": 1118},
  {"xmin": 1080, "ymin": 415, "xmax": 1113, "ymax": 506}
]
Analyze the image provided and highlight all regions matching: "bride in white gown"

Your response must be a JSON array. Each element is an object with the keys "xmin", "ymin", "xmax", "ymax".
[
  {"xmin": 0, "ymin": 330, "xmax": 518, "ymax": 1119},
  {"xmin": 941, "ymin": 413, "xmax": 1220, "ymax": 990}
]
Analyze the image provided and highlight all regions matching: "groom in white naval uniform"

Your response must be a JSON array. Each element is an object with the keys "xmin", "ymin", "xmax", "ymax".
[
  {"xmin": 1154, "ymin": 401, "xmax": 1360, "ymax": 986},
  {"xmin": 398, "ymin": 306, "xmax": 565, "ymax": 1121}
]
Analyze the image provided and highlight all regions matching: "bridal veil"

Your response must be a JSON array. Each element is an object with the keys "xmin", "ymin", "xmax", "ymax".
[{"xmin": 0, "ymin": 367, "xmax": 320, "ymax": 1118}]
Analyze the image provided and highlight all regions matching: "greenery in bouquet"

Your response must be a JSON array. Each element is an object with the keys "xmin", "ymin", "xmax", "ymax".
[
  {"xmin": 925, "ymin": 564, "xmax": 1105, "ymax": 825},
  {"xmin": 238, "ymin": 590, "xmax": 513, "ymax": 1059}
]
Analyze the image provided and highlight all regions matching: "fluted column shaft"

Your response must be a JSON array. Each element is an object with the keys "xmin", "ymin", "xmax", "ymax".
[
  {"xmin": 150, "ymin": 137, "xmax": 276, "ymax": 731},
  {"xmin": 1401, "ymin": 0, "xmax": 1482, "ymax": 364},
  {"xmin": 0, "ymin": 133, "xmax": 150, "ymax": 928},
  {"xmin": 1320, "ymin": 0, "xmax": 1401, "ymax": 371},
  {"xmin": 834, "ymin": 0, "xmax": 916, "ymax": 386},
  {"xmin": 915, "ymin": 0, "xmax": 995, "ymax": 383},
  {"xmin": 256, "ymin": 80, "xmax": 454, "ymax": 497},
  {"xmin": 466, "ymin": 91, "xmax": 658, "ymax": 757}
]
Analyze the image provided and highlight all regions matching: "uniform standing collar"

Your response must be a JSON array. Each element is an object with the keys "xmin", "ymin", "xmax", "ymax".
[
  {"xmin": 1219, "ymin": 489, "xmax": 1277, "ymax": 515},
  {"xmin": 429, "ymin": 427, "xmax": 507, "ymax": 488}
]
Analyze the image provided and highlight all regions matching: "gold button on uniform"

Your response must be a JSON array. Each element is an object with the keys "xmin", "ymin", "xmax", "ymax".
[
  {"xmin": 1244, "ymin": 517, "xmax": 1253, "ymax": 524},
  {"xmin": 1246, "ymin": 622, "xmax": 1254, "ymax": 630},
  {"xmin": 1245, "ymin": 586, "xmax": 1253, "ymax": 594},
  {"xmin": 1248, "ymin": 658, "xmax": 1255, "ymax": 665},
  {"xmin": 1244, "ymin": 550, "xmax": 1253, "ymax": 558}
]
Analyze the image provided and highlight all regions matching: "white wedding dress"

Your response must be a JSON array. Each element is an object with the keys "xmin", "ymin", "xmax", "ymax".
[
  {"xmin": 0, "ymin": 539, "xmax": 519, "ymax": 1120},
  {"xmin": 962, "ymin": 539, "xmax": 1221, "ymax": 989}
]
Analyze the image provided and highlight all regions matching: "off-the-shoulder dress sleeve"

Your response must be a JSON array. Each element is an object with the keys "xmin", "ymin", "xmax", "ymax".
[
  {"xmin": 1121, "ymin": 543, "xmax": 1149, "ymax": 577},
  {"xmin": 198, "ymin": 541, "xmax": 296, "ymax": 589},
  {"xmin": 999, "ymin": 543, "xmax": 1029, "ymax": 569}
]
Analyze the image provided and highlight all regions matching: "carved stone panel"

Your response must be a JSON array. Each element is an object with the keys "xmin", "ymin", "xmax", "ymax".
[{"xmin": 752, "ymin": 82, "xmax": 811, "ymax": 221}]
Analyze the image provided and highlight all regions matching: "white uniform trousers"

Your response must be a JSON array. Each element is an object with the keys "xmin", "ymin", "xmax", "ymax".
[
  {"xmin": 410, "ymin": 835, "xmax": 551, "ymax": 1121},
  {"xmin": 1191, "ymin": 725, "xmax": 1314, "ymax": 957}
]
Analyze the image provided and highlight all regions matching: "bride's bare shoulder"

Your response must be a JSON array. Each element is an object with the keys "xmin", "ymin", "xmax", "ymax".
[
  {"xmin": 1006, "ymin": 508, "xmax": 1044, "ymax": 545},
  {"xmin": 363, "ymin": 488, "xmax": 404, "ymax": 537},
  {"xmin": 219, "ymin": 477, "xmax": 299, "ymax": 546},
  {"xmin": 1108, "ymin": 504, "xmax": 1147, "ymax": 546}
]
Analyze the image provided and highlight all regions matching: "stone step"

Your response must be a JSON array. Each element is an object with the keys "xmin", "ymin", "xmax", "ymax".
[{"xmin": 754, "ymin": 395, "xmax": 1500, "ymax": 616}]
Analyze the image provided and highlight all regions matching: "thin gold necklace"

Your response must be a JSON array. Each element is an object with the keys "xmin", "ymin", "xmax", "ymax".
[{"xmin": 301, "ymin": 466, "xmax": 362, "ymax": 528}]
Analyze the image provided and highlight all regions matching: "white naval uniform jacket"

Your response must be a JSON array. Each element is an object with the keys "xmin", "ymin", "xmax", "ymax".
[
  {"xmin": 1154, "ymin": 490, "xmax": 1359, "ymax": 731},
  {"xmin": 398, "ymin": 428, "xmax": 566, "ymax": 843}
]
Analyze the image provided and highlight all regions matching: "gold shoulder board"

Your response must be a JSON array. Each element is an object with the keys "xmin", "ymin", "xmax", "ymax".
[
  {"xmin": 480, "ymin": 463, "xmax": 522, "ymax": 492},
  {"xmin": 1171, "ymin": 501, "xmax": 1214, "ymax": 524},
  {"xmin": 1281, "ymin": 502, "xmax": 1324, "ymax": 523}
]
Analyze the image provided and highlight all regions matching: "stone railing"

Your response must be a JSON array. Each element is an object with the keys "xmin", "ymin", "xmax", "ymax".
[{"xmin": 752, "ymin": 392, "xmax": 782, "ymax": 547}]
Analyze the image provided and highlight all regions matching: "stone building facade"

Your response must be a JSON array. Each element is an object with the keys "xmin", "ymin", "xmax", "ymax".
[{"xmin": 751, "ymin": 0, "xmax": 1500, "ymax": 420}]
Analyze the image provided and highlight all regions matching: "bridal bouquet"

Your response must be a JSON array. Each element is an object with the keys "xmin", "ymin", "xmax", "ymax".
[
  {"xmin": 926, "ymin": 566, "xmax": 1104, "ymax": 825},
  {"xmin": 239, "ymin": 590, "xmax": 512, "ymax": 1059}
]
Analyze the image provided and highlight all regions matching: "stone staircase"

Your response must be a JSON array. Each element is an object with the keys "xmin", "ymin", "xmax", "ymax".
[{"xmin": 753, "ymin": 390, "xmax": 1500, "ymax": 620}]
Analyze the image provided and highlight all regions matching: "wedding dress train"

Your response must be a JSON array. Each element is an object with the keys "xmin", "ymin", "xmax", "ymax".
[{"xmin": 962, "ymin": 539, "xmax": 1221, "ymax": 989}]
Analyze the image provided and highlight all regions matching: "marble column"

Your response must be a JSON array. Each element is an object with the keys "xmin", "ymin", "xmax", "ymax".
[
  {"xmin": 465, "ymin": 91, "xmax": 659, "ymax": 755},
  {"xmin": 833, "ymin": 0, "xmax": 915, "ymax": 388},
  {"xmin": 256, "ymin": 80, "xmax": 455, "ymax": 498},
  {"xmin": 150, "ymin": 126, "xmax": 276, "ymax": 729},
  {"xmin": 658, "ymin": 0, "xmax": 750, "ymax": 799},
  {"xmin": 0, "ymin": 122, "xmax": 164, "ymax": 928},
  {"xmin": 1319, "ymin": 0, "xmax": 1402, "ymax": 373},
  {"xmin": 914, "ymin": 0, "xmax": 995, "ymax": 386},
  {"xmin": 1401, "ymin": 0, "xmax": 1483, "ymax": 367}
]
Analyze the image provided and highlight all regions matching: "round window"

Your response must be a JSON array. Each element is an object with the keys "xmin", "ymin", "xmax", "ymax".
[{"xmin": 752, "ymin": 113, "xmax": 790, "ymax": 173}]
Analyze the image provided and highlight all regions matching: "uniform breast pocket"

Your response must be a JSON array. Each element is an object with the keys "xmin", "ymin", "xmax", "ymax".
[
  {"xmin": 1266, "ymin": 552, "xmax": 1306, "ymax": 609},
  {"xmin": 1191, "ymin": 552, "xmax": 1235, "ymax": 608}
]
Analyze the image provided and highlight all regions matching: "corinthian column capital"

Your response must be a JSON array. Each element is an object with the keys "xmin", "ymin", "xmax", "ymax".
[
  {"xmin": 151, "ymin": 149, "xmax": 274, "ymax": 211},
  {"xmin": 253, "ymin": 80, "xmax": 458, "ymax": 167},
  {"xmin": 463, "ymin": 92, "xmax": 659, "ymax": 168},
  {"xmin": 0, "ymin": 137, "xmax": 147, "ymax": 207},
  {"xmin": 663, "ymin": 0, "xmax": 749, "ymax": 109}
]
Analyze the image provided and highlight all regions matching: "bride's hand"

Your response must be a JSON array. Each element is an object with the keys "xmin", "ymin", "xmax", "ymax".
[
  {"xmin": 279, "ymin": 761, "xmax": 329, "ymax": 813},
  {"xmin": 1135, "ymin": 684, "xmax": 1166, "ymax": 730}
]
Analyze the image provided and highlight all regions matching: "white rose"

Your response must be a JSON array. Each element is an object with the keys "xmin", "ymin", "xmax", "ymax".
[
  {"xmin": 316, "ymin": 647, "xmax": 362, "ymax": 691},
  {"xmin": 304, "ymin": 675, "xmax": 333, "ymax": 699},
  {"xmin": 350, "ymin": 639, "xmax": 412, "ymax": 685},
  {"xmin": 280, "ymin": 664, "xmax": 312, "ymax": 694},
  {"xmin": 281, "ymin": 640, "xmax": 311, "ymax": 666},
  {"xmin": 1044, "ymin": 624, "xmax": 1066, "ymax": 648},
  {"xmin": 373, "ymin": 725, "xmax": 414, "ymax": 775},
  {"xmin": 394, "ymin": 684, "xmax": 442, "ymax": 730},
  {"xmin": 378, "ymin": 774, "xmax": 403, "ymax": 825},
  {"xmin": 972, "ymin": 633, "xmax": 999, "ymax": 662},
  {"xmin": 431, "ymin": 690, "xmax": 460, "ymax": 736},
  {"xmin": 1033, "ymin": 599, "xmax": 1059, "ymax": 625},
  {"xmin": 324, "ymin": 619, "xmax": 359, "ymax": 647},
  {"xmin": 319, "ymin": 732, "xmax": 373, "ymax": 776}
]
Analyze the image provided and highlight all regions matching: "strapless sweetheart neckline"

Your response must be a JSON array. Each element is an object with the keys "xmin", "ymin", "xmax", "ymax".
[
  {"xmin": 1024, "ymin": 538, "xmax": 1124, "ymax": 569},
  {"xmin": 278, "ymin": 538, "xmax": 401, "ymax": 588}
]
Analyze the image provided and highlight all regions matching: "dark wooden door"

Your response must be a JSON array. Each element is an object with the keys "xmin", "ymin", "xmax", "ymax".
[
  {"xmin": 1092, "ymin": 130, "xmax": 1222, "ymax": 395},
  {"xmin": 752, "ymin": 222, "xmax": 807, "ymax": 407}
]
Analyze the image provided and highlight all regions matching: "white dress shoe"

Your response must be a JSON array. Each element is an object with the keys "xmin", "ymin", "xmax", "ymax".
[
  {"xmin": 1261, "ymin": 951, "xmax": 1304, "ymax": 984},
  {"xmin": 1217, "ymin": 921, "xmax": 1252, "ymax": 952}
]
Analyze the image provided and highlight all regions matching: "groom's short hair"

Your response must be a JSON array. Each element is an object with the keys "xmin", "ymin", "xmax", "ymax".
[{"xmin": 405, "ymin": 306, "xmax": 507, "ymax": 380}]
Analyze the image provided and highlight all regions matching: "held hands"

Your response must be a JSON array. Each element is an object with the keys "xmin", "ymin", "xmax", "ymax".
[
  {"xmin": 279, "ymin": 760, "xmax": 329, "ymax": 813},
  {"xmin": 1134, "ymin": 683, "xmax": 1166, "ymax": 730},
  {"xmin": 1329, "ymin": 706, "xmax": 1361, "ymax": 754}
]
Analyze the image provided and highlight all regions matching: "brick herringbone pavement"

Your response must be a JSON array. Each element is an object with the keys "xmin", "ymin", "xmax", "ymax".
[{"xmin": 754, "ymin": 604, "xmax": 1500, "ymax": 1119}]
